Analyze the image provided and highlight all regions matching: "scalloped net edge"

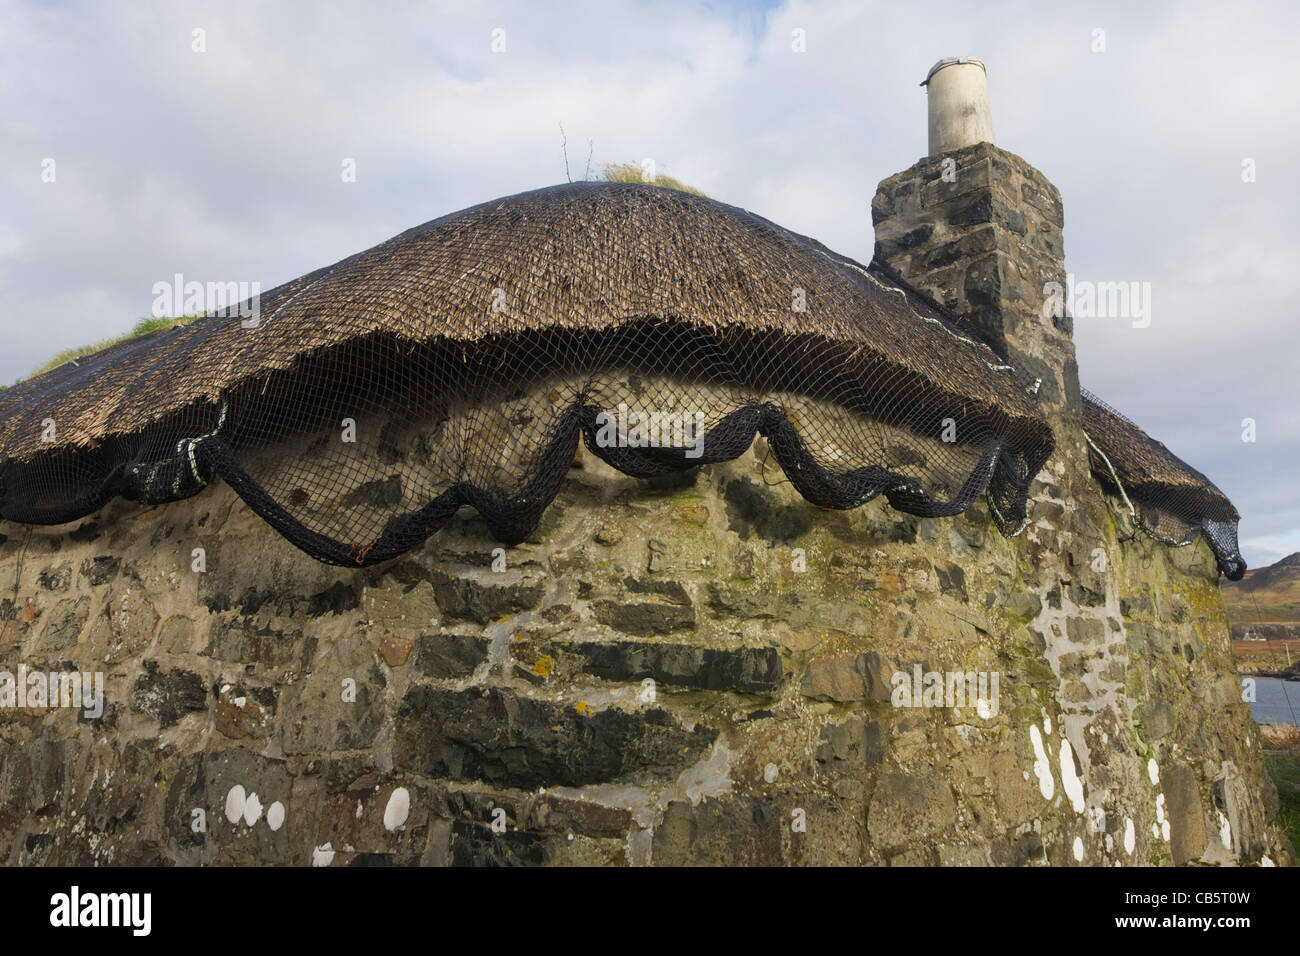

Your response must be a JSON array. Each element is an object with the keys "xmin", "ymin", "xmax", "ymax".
[{"xmin": 1, "ymin": 322, "xmax": 1051, "ymax": 566}]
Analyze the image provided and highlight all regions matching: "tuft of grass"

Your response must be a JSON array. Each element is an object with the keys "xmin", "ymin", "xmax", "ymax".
[
  {"xmin": 15, "ymin": 314, "xmax": 201, "ymax": 384},
  {"xmin": 597, "ymin": 162, "xmax": 707, "ymax": 197},
  {"xmin": 129, "ymin": 315, "xmax": 197, "ymax": 337}
]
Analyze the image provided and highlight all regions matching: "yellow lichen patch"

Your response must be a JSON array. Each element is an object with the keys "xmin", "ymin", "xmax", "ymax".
[
  {"xmin": 1187, "ymin": 583, "xmax": 1225, "ymax": 617},
  {"xmin": 674, "ymin": 505, "xmax": 710, "ymax": 526},
  {"xmin": 532, "ymin": 655, "xmax": 554, "ymax": 677},
  {"xmin": 575, "ymin": 701, "xmax": 592, "ymax": 716}
]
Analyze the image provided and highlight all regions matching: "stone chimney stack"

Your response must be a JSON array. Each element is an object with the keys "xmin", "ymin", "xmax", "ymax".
[{"xmin": 872, "ymin": 58, "xmax": 1080, "ymax": 427}]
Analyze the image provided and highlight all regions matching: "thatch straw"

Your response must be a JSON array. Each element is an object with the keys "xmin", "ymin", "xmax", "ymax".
[
  {"xmin": 0, "ymin": 182, "xmax": 1048, "ymax": 463},
  {"xmin": 1082, "ymin": 391, "xmax": 1239, "ymax": 523}
]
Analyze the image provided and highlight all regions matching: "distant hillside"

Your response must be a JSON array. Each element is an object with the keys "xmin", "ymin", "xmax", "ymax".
[{"xmin": 1224, "ymin": 552, "xmax": 1300, "ymax": 640}]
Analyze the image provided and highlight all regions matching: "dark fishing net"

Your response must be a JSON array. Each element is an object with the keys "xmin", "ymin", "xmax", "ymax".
[
  {"xmin": 0, "ymin": 183, "xmax": 1054, "ymax": 565},
  {"xmin": 1081, "ymin": 388, "xmax": 1245, "ymax": 580}
]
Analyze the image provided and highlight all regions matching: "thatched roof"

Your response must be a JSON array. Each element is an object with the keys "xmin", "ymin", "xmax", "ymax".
[
  {"xmin": 1, "ymin": 181, "xmax": 1248, "ymax": 579},
  {"xmin": 1082, "ymin": 389, "xmax": 1245, "ymax": 580},
  {"xmin": 0, "ymin": 182, "xmax": 1048, "ymax": 464},
  {"xmin": 1082, "ymin": 391, "xmax": 1239, "ymax": 524}
]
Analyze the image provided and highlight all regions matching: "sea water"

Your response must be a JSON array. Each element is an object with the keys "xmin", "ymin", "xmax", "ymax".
[{"xmin": 1250, "ymin": 676, "xmax": 1300, "ymax": 726}]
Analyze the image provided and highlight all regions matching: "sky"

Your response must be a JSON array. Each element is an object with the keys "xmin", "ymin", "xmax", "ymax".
[{"xmin": 2, "ymin": 0, "xmax": 1297, "ymax": 567}]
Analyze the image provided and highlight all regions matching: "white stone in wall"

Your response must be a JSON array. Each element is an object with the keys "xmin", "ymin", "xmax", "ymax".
[
  {"xmin": 1030, "ymin": 725, "xmax": 1055, "ymax": 800},
  {"xmin": 384, "ymin": 787, "xmax": 410, "ymax": 831},
  {"xmin": 225, "ymin": 785, "xmax": 246, "ymax": 825}
]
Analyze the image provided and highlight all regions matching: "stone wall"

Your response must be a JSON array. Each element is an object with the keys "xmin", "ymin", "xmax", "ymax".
[{"xmin": 0, "ymin": 437, "xmax": 1289, "ymax": 865}]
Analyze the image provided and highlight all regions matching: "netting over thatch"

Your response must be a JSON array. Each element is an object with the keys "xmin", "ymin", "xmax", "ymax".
[
  {"xmin": 0, "ymin": 182, "xmax": 1057, "ymax": 565},
  {"xmin": 1081, "ymin": 389, "xmax": 1245, "ymax": 580}
]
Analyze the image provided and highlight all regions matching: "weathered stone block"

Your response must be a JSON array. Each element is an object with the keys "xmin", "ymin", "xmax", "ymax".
[
  {"xmin": 801, "ymin": 651, "xmax": 889, "ymax": 702},
  {"xmin": 651, "ymin": 797, "xmax": 784, "ymax": 866},
  {"xmin": 592, "ymin": 599, "xmax": 694, "ymax": 635},
  {"xmin": 573, "ymin": 640, "xmax": 782, "ymax": 693},
  {"xmin": 431, "ymin": 568, "xmax": 544, "ymax": 624},
  {"xmin": 282, "ymin": 640, "xmax": 387, "ymax": 754},
  {"xmin": 1066, "ymin": 617, "xmax": 1106, "ymax": 645},
  {"xmin": 215, "ymin": 682, "xmax": 277, "ymax": 739},
  {"xmin": 816, "ymin": 716, "xmax": 884, "ymax": 769},
  {"xmin": 130, "ymin": 660, "xmax": 206, "ymax": 728},
  {"xmin": 82, "ymin": 555, "xmax": 120, "ymax": 586},
  {"xmin": 1164, "ymin": 764, "xmax": 1208, "ymax": 865},
  {"xmin": 393, "ymin": 686, "xmax": 716, "ymax": 789},
  {"xmin": 867, "ymin": 773, "xmax": 957, "ymax": 850},
  {"xmin": 413, "ymin": 633, "xmax": 490, "ymax": 679},
  {"xmin": 451, "ymin": 821, "xmax": 549, "ymax": 866},
  {"xmin": 1139, "ymin": 699, "xmax": 1175, "ymax": 740}
]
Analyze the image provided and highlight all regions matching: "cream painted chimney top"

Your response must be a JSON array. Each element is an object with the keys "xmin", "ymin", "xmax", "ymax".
[{"xmin": 922, "ymin": 57, "xmax": 995, "ymax": 156}]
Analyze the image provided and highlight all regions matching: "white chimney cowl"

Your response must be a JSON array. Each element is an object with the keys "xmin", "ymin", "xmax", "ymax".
[{"xmin": 922, "ymin": 57, "xmax": 995, "ymax": 156}]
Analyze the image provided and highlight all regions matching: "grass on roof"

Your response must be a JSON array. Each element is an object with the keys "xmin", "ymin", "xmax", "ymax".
[
  {"xmin": 597, "ymin": 162, "xmax": 706, "ymax": 197},
  {"xmin": 2, "ymin": 314, "xmax": 200, "ymax": 390}
]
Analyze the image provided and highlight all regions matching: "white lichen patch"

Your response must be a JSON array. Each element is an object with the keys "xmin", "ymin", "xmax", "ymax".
[
  {"xmin": 384, "ymin": 787, "xmax": 410, "ymax": 831},
  {"xmin": 763, "ymin": 763, "xmax": 779, "ymax": 783},
  {"xmin": 1218, "ymin": 810, "xmax": 1232, "ymax": 850},
  {"xmin": 225, "ymin": 785, "xmax": 246, "ymax": 825},
  {"xmin": 267, "ymin": 801, "xmax": 286, "ymax": 832},
  {"xmin": 1155, "ymin": 793, "xmax": 1170, "ymax": 841},
  {"xmin": 1147, "ymin": 758, "xmax": 1160, "ymax": 786},
  {"xmin": 1123, "ymin": 818, "xmax": 1136, "ymax": 855},
  {"xmin": 1261, "ymin": 855, "xmax": 1275, "ymax": 867},
  {"xmin": 1059, "ymin": 737, "xmax": 1085, "ymax": 813},
  {"xmin": 1072, "ymin": 836, "xmax": 1084, "ymax": 862},
  {"xmin": 312, "ymin": 843, "xmax": 335, "ymax": 867},
  {"xmin": 1030, "ymin": 725, "xmax": 1055, "ymax": 800}
]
